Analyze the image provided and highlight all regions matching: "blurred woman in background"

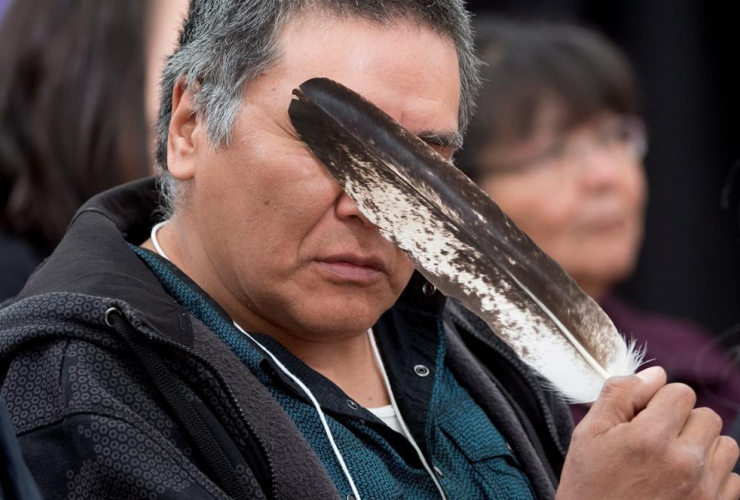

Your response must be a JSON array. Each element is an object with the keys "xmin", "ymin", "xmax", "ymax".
[
  {"xmin": 0, "ymin": 0, "xmax": 188, "ymax": 300},
  {"xmin": 457, "ymin": 18, "xmax": 740, "ymax": 429}
]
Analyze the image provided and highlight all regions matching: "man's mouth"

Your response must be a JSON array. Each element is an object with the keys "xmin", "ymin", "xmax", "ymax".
[{"xmin": 316, "ymin": 253, "xmax": 388, "ymax": 282}]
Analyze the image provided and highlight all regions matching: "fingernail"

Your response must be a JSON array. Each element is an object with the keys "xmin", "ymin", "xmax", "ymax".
[{"xmin": 636, "ymin": 366, "xmax": 663, "ymax": 382}]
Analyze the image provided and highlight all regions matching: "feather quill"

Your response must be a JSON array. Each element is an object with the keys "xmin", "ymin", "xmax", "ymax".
[{"xmin": 288, "ymin": 77, "xmax": 643, "ymax": 402}]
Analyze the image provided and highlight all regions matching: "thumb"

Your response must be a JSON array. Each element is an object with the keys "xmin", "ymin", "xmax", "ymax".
[{"xmin": 582, "ymin": 366, "xmax": 667, "ymax": 434}]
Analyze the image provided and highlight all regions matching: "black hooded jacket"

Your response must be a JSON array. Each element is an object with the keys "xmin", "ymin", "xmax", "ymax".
[{"xmin": 0, "ymin": 178, "xmax": 572, "ymax": 499}]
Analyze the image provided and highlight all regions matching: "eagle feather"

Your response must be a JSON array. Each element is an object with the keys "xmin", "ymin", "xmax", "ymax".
[{"xmin": 288, "ymin": 77, "xmax": 643, "ymax": 402}]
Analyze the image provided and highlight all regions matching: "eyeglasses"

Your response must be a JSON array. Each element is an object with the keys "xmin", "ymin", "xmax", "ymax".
[{"xmin": 488, "ymin": 115, "xmax": 648, "ymax": 178}]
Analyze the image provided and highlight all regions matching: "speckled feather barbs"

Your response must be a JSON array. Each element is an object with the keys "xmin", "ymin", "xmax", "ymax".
[{"xmin": 287, "ymin": 77, "xmax": 643, "ymax": 403}]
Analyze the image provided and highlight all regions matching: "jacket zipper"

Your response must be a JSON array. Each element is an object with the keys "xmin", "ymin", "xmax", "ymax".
[{"xmin": 126, "ymin": 316, "xmax": 279, "ymax": 499}]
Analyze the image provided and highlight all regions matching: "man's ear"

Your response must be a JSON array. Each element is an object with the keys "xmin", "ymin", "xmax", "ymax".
[{"xmin": 167, "ymin": 80, "xmax": 200, "ymax": 181}]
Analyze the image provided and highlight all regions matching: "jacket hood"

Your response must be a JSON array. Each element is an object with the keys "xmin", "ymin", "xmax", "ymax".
[{"xmin": 13, "ymin": 178, "xmax": 194, "ymax": 346}]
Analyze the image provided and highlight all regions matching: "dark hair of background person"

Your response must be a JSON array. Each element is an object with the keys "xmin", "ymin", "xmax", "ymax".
[
  {"xmin": 456, "ymin": 18, "xmax": 640, "ymax": 181},
  {"xmin": 0, "ymin": 0, "xmax": 151, "ymax": 256}
]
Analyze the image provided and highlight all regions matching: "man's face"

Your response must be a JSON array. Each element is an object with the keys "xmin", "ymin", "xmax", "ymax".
[{"xmin": 172, "ymin": 16, "xmax": 461, "ymax": 341}]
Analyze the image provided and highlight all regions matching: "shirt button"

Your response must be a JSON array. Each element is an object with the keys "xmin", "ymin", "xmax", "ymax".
[
  {"xmin": 422, "ymin": 282, "xmax": 437, "ymax": 296},
  {"xmin": 347, "ymin": 495, "xmax": 357, "ymax": 500},
  {"xmin": 346, "ymin": 399, "xmax": 359, "ymax": 410},
  {"xmin": 433, "ymin": 465, "xmax": 444, "ymax": 477},
  {"xmin": 414, "ymin": 364, "xmax": 430, "ymax": 377}
]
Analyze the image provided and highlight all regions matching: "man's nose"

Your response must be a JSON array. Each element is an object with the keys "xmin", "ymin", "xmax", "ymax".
[{"xmin": 335, "ymin": 191, "xmax": 375, "ymax": 228}]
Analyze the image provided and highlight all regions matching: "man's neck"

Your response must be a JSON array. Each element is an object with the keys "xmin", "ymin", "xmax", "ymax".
[{"xmin": 270, "ymin": 328, "xmax": 391, "ymax": 408}]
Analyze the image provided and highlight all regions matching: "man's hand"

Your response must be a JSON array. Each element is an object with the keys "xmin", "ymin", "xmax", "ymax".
[{"xmin": 556, "ymin": 366, "xmax": 740, "ymax": 500}]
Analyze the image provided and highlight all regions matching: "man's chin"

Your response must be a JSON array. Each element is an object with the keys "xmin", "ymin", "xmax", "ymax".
[{"xmin": 294, "ymin": 300, "xmax": 388, "ymax": 338}]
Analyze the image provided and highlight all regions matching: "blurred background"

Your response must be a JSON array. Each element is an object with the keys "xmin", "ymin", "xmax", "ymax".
[
  {"xmin": 468, "ymin": 0, "xmax": 740, "ymax": 345},
  {"xmin": 0, "ymin": 0, "xmax": 737, "ymax": 344}
]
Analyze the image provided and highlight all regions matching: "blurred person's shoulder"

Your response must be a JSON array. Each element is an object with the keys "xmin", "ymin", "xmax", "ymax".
[
  {"xmin": 601, "ymin": 293, "xmax": 713, "ymax": 352},
  {"xmin": 601, "ymin": 293, "xmax": 740, "ymax": 395}
]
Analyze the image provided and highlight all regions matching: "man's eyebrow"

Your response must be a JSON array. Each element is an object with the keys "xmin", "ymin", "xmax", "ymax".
[{"xmin": 417, "ymin": 130, "xmax": 464, "ymax": 152}]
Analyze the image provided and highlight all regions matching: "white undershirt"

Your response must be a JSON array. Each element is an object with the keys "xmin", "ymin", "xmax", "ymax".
[{"xmin": 367, "ymin": 404, "xmax": 404, "ymax": 435}]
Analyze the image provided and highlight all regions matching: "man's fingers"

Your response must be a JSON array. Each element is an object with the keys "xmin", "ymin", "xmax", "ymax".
[
  {"xmin": 631, "ymin": 382, "xmax": 696, "ymax": 437},
  {"xmin": 584, "ymin": 366, "xmax": 667, "ymax": 432},
  {"xmin": 719, "ymin": 472, "xmax": 740, "ymax": 500},
  {"xmin": 711, "ymin": 436, "xmax": 740, "ymax": 495},
  {"xmin": 676, "ymin": 407, "xmax": 721, "ymax": 446}
]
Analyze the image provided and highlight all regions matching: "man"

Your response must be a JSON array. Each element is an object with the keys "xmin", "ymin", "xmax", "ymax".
[{"xmin": 0, "ymin": 1, "xmax": 738, "ymax": 499}]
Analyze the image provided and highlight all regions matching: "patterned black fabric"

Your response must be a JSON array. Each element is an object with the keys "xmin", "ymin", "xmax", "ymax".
[{"xmin": 0, "ymin": 293, "xmax": 244, "ymax": 498}]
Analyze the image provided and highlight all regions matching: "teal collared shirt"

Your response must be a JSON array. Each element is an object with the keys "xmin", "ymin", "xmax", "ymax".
[{"xmin": 133, "ymin": 245, "xmax": 535, "ymax": 499}]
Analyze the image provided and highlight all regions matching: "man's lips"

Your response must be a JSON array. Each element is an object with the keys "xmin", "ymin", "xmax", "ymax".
[{"xmin": 315, "ymin": 254, "xmax": 388, "ymax": 281}]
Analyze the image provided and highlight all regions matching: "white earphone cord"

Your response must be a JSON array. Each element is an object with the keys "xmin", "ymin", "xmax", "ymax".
[
  {"xmin": 232, "ymin": 321, "xmax": 362, "ymax": 499},
  {"xmin": 150, "ymin": 221, "xmax": 171, "ymax": 261}
]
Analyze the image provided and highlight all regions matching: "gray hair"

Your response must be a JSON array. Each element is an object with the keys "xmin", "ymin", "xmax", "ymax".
[{"xmin": 155, "ymin": 0, "xmax": 481, "ymax": 215}]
